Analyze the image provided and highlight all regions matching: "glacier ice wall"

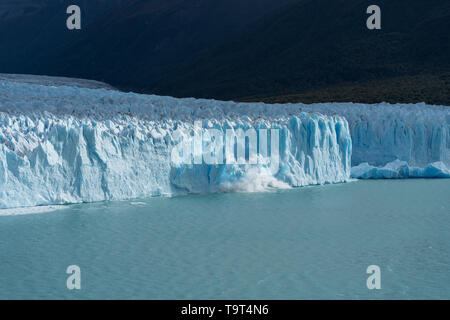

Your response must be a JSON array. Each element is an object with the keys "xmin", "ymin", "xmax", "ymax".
[
  {"xmin": 301, "ymin": 103, "xmax": 450, "ymax": 169},
  {"xmin": 0, "ymin": 80, "xmax": 448, "ymax": 209},
  {"xmin": 0, "ymin": 82, "xmax": 351, "ymax": 209},
  {"xmin": 5, "ymin": 80, "xmax": 444, "ymax": 173},
  {"xmin": 301, "ymin": 103, "xmax": 450, "ymax": 179}
]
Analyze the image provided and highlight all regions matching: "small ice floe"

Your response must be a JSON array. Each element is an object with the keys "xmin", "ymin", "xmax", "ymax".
[
  {"xmin": 130, "ymin": 202, "xmax": 147, "ymax": 206},
  {"xmin": 0, "ymin": 205, "xmax": 69, "ymax": 216}
]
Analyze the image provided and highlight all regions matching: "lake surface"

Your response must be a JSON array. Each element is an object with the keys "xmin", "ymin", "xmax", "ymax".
[{"xmin": 0, "ymin": 179, "xmax": 449, "ymax": 299}]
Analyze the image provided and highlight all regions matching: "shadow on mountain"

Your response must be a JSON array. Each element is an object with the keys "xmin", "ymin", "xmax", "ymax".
[{"xmin": 0, "ymin": 0, "xmax": 449, "ymax": 105}]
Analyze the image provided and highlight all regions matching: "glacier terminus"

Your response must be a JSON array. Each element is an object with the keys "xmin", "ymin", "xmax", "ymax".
[{"xmin": 0, "ymin": 79, "xmax": 448, "ymax": 209}]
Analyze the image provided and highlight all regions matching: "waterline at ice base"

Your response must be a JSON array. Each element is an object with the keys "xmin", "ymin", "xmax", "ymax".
[{"xmin": 0, "ymin": 80, "xmax": 449, "ymax": 210}]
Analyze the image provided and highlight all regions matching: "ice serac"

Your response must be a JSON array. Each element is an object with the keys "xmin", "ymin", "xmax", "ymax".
[
  {"xmin": 300, "ymin": 103, "xmax": 450, "ymax": 179},
  {"xmin": 0, "ymin": 81, "xmax": 351, "ymax": 209}
]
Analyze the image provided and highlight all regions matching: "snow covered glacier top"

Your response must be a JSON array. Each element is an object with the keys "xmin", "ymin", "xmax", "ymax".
[
  {"xmin": 0, "ymin": 74, "xmax": 116, "ymax": 90},
  {"xmin": 0, "ymin": 79, "xmax": 449, "ymax": 209},
  {"xmin": 1, "ymin": 79, "xmax": 448, "ymax": 123}
]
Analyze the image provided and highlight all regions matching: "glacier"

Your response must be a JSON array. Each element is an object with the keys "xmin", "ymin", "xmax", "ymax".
[
  {"xmin": 0, "ymin": 81, "xmax": 351, "ymax": 209},
  {"xmin": 302, "ymin": 102, "xmax": 450, "ymax": 178},
  {"xmin": 351, "ymin": 105, "xmax": 448, "ymax": 171},
  {"xmin": 0, "ymin": 79, "xmax": 448, "ymax": 209}
]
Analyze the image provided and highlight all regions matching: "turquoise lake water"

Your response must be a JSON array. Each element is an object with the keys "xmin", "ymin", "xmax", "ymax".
[{"xmin": 0, "ymin": 179, "xmax": 449, "ymax": 299}]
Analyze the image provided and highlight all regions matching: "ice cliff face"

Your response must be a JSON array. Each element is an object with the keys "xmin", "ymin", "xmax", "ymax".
[
  {"xmin": 0, "ymin": 80, "xmax": 448, "ymax": 209},
  {"xmin": 298, "ymin": 103, "xmax": 450, "ymax": 179},
  {"xmin": 0, "ymin": 81, "xmax": 351, "ymax": 209},
  {"xmin": 301, "ymin": 103, "xmax": 450, "ymax": 172}
]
